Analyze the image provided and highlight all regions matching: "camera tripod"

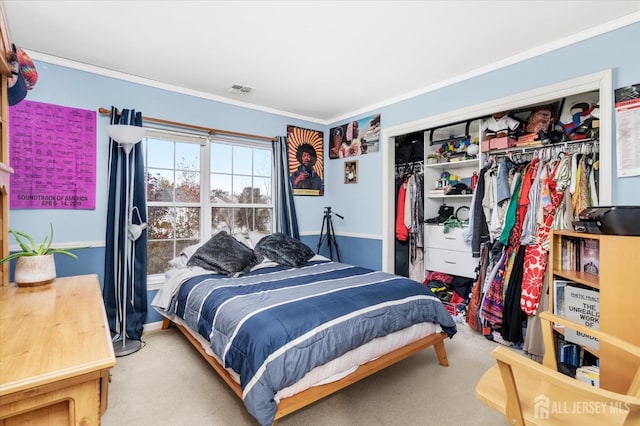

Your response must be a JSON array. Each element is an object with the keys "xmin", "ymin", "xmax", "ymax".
[{"xmin": 317, "ymin": 206, "xmax": 343, "ymax": 261}]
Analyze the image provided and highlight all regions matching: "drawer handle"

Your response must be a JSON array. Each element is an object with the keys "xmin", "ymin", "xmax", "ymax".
[
  {"xmin": 445, "ymin": 237, "xmax": 456, "ymax": 240},
  {"xmin": 444, "ymin": 261, "xmax": 457, "ymax": 264}
]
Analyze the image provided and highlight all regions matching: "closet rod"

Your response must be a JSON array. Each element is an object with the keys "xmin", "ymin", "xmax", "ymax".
[
  {"xmin": 98, "ymin": 107, "xmax": 278, "ymax": 142},
  {"xmin": 491, "ymin": 137, "xmax": 598, "ymax": 157}
]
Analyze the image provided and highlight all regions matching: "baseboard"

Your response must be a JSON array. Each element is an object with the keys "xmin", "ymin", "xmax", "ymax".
[{"xmin": 143, "ymin": 321, "xmax": 164, "ymax": 333}]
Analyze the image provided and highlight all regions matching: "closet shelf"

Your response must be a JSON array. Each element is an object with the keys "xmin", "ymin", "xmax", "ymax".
[
  {"xmin": 426, "ymin": 194, "xmax": 473, "ymax": 199},
  {"xmin": 488, "ymin": 137, "xmax": 598, "ymax": 156},
  {"xmin": 424, "ymin": 158, "xmax": 478, "ymax": 170}
]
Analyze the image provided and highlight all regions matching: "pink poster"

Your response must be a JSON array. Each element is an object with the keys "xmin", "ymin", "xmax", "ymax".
[{"xmin": 9, "ymin": 100, "xmax": 96, "ymax": 209}]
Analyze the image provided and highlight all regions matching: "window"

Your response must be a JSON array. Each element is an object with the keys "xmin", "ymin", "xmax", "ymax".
[
  {"xmin": 209, "ymin": 140, "xmax": 273, "ymax": 236},
  {"xmin": 143, "ymin": 130, "xmax": 273, "ymax": 282}
]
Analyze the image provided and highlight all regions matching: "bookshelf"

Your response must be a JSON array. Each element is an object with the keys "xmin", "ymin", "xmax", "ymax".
[{"xmin": 548, "ymin": 229, "xmax": 640, "ymax": 393}]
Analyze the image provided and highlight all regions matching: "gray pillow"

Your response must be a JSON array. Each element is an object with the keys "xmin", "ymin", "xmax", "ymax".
[
  {"xmin": 254, "ymin": 233, "xmax": 315, "ymax": 267},
  {"xmin": 187, "ymin": 231, "xmax": 259, "ymax": 274}
]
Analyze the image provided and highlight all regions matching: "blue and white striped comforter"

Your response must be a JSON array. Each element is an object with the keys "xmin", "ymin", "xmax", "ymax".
[{"xmin": 160, "ymin": 260, "xmax": 456, "ymax": 425}]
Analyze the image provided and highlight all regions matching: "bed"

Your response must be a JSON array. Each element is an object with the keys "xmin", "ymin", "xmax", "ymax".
[{"xmin": 151, "ymin": 231, "xmax": 457, "ymax": 425}]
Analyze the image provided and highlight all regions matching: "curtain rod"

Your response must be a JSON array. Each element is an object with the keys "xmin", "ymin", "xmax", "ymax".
[{"xmin": 98, "ymin": 107, "xmax": 278, "ymax": 142}]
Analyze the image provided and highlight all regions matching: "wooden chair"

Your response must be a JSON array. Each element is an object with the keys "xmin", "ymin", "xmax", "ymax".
[{"xmin": 476, "ymin": 312, "xmax": 640, "ymax": 425}]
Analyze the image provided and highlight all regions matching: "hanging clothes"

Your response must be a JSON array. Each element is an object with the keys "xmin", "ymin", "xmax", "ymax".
[
  {"xmin": 409, "ymin": 173, "xmax": 424, "ymax": 248},
  {"xmin": 520, "ymin": 158, "xmax": 545, "ymax": 245},
  {"xmin": 522, "ymin": 272, "xmax": 549, "ymax": 362},
  {"xmin": 394, "ymin": 177, "xmax": 409, "ymax": 277},
  {"xmin": 396, "ymin": 179, "xmax": 409, "ymax": 241},
  {"xmin": 466, "ymin": 243, "xmax": 488, "ymax": 331},
  {"xmin": 466, "ymin": 166, "xmax": 491, "ymax": 257},
  {"xmin": 571, "ymin": 154, "xmax": 591, "ymax": 218},
  {"xmin": 501, "ymin": 244, "xmax": 527, "ymax": 343},
  {"xmin": 407, "ymin": 173, "xmax": 425, "ymax": 282},
  {"xmin": 480, "ymin": 246, "xmax": 508, "ymax": 326},
  {"xmin": 475, "ymin": 140, "xmax": 598, "ymax": 346},
  {"xmin": 520, "ymin": 155, "xmax": 571, "ymax": 315}
]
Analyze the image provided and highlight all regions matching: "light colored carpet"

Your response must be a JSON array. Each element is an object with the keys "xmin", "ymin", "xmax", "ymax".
[{"xmin": 102, "ymin": 322, "xmax": 509, "ymax": 425}]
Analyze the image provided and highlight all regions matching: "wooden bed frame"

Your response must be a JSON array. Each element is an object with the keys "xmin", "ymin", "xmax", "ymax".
[{"xmin": 162, "ymin": 317, "xmax": 449, "ymax": 425}]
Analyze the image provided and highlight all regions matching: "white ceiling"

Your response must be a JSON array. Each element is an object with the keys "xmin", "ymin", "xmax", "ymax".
[{"xmin": 4, "ymin": 1, "xmax": 640, "ymax": 123}]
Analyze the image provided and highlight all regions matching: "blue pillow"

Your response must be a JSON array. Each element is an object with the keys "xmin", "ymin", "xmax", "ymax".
[{"xmin": 254, "ymin": 233, "xmax": 315, "ymax": 267}]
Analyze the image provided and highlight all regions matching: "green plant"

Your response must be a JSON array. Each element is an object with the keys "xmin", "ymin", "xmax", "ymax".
[{"xmin": 0, "ymin": 223, "xmax": 79, "ymax": 264}]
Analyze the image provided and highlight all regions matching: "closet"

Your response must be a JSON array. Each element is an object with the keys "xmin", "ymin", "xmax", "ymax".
[
  {"xmin": 386, "ymin": 72, "xmax": 612, "ymax": 358},
  {"xmin": 470, "ymin": 91, "xmax": 602, "ymax": 351}
]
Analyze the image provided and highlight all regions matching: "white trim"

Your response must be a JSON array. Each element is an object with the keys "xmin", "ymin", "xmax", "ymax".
[
  {"xmin": 142, "ymin": 321, "xmax": 164, "ymax": 332},
  {"xmin": 26, "ymin": 12, "xmax": 639, "ymax": 125},
  {"xmin": 145, "ymin": 127, "xmax": 209, "ymax": 144},
  {"xmin": 328, "ymin": 13, "xmax": 639, "ymax": 124},
  {"xmin": 300, "ymin": 230, "xmax": 381, "ymax": 240},
  {"xmin": 147, "ymin": 274, "xmax": 165, "ymax": 291},
  {"xmin": 9, "ymin": 240, "xmax": 105, "ymax": 251},
  {"xmin": 382, "ymin": 70, "xmax": 613, "ymax": 273},
  {"xmin": 27, "ymin": 50, "xmax": 325, "ymax": 125}
]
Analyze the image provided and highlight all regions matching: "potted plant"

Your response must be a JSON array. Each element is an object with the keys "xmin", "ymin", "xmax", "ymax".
[{"xmin": 0, "ymin": 223, "xmax": 79, "ymax": 287}]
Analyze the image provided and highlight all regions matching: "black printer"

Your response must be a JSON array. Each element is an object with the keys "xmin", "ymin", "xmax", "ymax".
[{"xmin": 575, "ymin": 206, "xmax": 640, "ymax": 236}]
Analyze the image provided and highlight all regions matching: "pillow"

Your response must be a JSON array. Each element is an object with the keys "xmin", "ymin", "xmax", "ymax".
[
  {"xmin": 168, "ymin": 241, "xmax": 206, "ymax": 269},
  {"xmin": 232, "ymin": 231, "xmax": 266, "ymax": 250},
  {"xmin": 254, "ymin": 233, "xmax": 315, "ymax": 267},
  {"xmin": 186, "ymin": 231, "xmax": 259, "ymax": 274}
]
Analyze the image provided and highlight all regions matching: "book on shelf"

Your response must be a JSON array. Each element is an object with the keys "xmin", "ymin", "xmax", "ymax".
[
  {"xmin": 564, "ymin": 284, "xmax": 600, "ymax": 351},
  {"xmin": 580, "ymin": 238, "xmax": 599, "ymax": 276},
  {"xmin": 560, "ymin": 237, "xmax": 598, "ymax": 274},
  {"xmin": 555, "ymin": 334, "xmax": 600, "ymax": 379},
  {"xmin": 576, "ymin": 365, "xmax": 600, "ymax": 388},
  {"xmin": 553, "ymin": 280, "xmax": 571, "ymax": 327},
  {"xmin": 559, "ymin": 342, "xmax": 581, "ymax": 367},
  {"xmin": 560, "ymin": 237, "xmax": 581, "ymax": 271}
]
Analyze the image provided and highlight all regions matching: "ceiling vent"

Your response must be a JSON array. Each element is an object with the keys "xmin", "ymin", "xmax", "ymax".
[{"xmin": 228, "ymin": 84, "xmax": 253, "ymax": 95}]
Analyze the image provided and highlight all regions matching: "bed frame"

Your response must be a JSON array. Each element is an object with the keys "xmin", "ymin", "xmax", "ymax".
[{"xmin": 162, "ymin": 317, "xmax": 450, "ymax": 425}]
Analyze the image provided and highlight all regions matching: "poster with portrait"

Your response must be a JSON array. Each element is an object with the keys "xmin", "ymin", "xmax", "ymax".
[
  {"xmin": 329, "ymin": 113, "xmax": 381, "ymax": 159},
  {"xmin": 287, "ymin": 125, "xmax": 324, "ymax": 196}
]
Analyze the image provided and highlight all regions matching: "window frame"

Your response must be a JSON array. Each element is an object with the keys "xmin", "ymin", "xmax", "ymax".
[{"xmin": 143, "ymin": 129, "xmax": 275, "ymax": 289}]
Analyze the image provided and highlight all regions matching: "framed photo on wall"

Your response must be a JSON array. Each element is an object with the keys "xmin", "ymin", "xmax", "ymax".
[
  {"xmin": 344, "ymin": 160, "xmax": 358, "ymax": 184},
  {"xmin": 287, "ymin": 125, "xmax": 324, "ymax": 196},
  {"xmin": 329, "ymin": 113, "xmax": 381, "ymax": 159}
]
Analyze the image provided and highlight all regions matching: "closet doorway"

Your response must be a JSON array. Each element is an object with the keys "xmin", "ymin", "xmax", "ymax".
[
  {"xmin": 394, "ymin": 131, "xmax": 425, "ymax": 279},
  {"xmin": 381, "ymin": 71, "xmax": 613, "ymax": 274}
]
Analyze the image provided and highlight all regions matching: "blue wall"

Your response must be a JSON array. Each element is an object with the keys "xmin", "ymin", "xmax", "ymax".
[
  {"xmin": 9, "ymin": 21, "xmax": 640, "ymax": 324},
  {"xmin": 319, "ymin": 21, "xmax": 640, "ymax": 247}
]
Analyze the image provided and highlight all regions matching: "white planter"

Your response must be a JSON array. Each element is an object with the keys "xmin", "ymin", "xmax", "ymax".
[{"xmin": 15, "ymin": 254, "xmax": 56, "ymax": 287}]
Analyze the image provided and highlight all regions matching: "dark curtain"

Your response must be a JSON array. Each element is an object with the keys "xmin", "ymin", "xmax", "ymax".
[
  {"xmin": 103, "ymin": 107, "xmax": 148, "ymax": 343},
  {"xmin": 272, "ymin": 136, "xmax": 299, "ymax": 238}
]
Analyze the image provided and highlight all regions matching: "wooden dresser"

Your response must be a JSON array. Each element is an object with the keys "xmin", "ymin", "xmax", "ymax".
[{"xmin": 0, "ymin": 275, "xmax": 116, "ymax": 424}]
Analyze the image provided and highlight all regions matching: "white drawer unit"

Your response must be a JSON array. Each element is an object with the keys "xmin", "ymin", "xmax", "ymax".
[
  {"xmin": 424, "ymin": 225, "xmax": 478, "ymax": 278},
  {"xmin": 424, "ymin": 225, "xmax": 472, "ymax": 251}
]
